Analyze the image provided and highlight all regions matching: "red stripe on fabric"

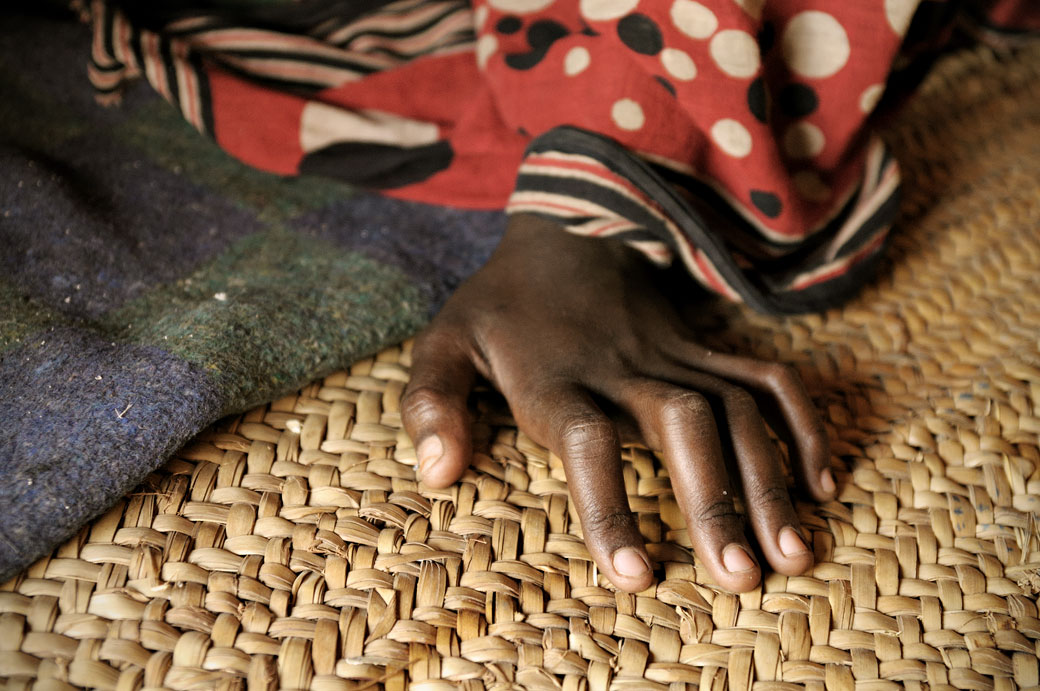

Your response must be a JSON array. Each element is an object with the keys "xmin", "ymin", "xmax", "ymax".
[
  {"xmin": 524, "ymin": 154, "xmax": 661, "ymax": 211},
  {"xmin": 507, "ymin": 199, "xmax": 603, "ymax": 217},
  {"xmin": 144, "ymin": 33, "xmax": 169, "ymax": 101},
  {"xmin": 90, "ymin": 1, "xmax": 113, "ymax": 68},
  {"xmin": 349, "ymin": 13, "xmax": 472, "ymax": 54},
  {"xmin": 218, "ymin": 56, "xmax": 360, "ymax": 83},
  {"xmin": 690, "ymin": 249, "xmax": 735, "ymax": 299},
  {"xmin": 329, "ymin": 0, "xmax": 462, "ymax": 43},
  {"xmin": 116, "ymin": 13, "xmax": 134, "ymax": 70},
  {"xmin": 589, "ymin": 219, "xmax": 633, "ymax": 237},
  {"xmin": 790, "ymin": 231, "xmax": 888, "ymax": 290},
  {"xmin": 181, "ymin": 56, "xmax": 202, "ymax": 131},
  {"xmin": 187, "ymin": 29, "xmax": 396, "ymax": 70}
]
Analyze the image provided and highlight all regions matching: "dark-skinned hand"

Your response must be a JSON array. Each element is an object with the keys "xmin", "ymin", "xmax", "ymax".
[{"xmin": 401, "ymin": 213, "xmax": 836, "ymax": 593}]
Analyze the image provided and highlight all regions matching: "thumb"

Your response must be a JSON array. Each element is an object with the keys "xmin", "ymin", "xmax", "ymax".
[{"xmin": 401, "ymin": 332, "xmax": 477, "ymax": 488}]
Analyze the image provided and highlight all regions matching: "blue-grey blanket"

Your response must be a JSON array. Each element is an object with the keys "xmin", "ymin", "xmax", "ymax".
[{"xmin": 0, "ymin": 6, "xmax": 505, "ymax": 581}]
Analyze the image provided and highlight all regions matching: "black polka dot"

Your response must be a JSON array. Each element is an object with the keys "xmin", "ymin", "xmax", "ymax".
[
  {"xmin": 617, "ymin": 13, "xmax": 663, "ymax": 55},
  {"xmin": 504, "ymin": 20, "xmax": 569, "ymax": 70},
  {"xmin": 778, "ymin": 83, "xmax": 819, "ymax": 118},
  {"xmin": 496, "ymin": 16, "xmax": 522, "ymax": 35},
  {"xmin": 750, "ymin": 190, "xmax": 782, "ymax": 218},
  {"xmin": 747, "ymin": 77, "xmax": 768, "ymax": 123},
  {"xmin": 655, "ymin": 76, "xmax": 676, "ymax": 97},
  {"xmin": 527, "ymin": 20, "xmax": 569, "ymax": 49}
]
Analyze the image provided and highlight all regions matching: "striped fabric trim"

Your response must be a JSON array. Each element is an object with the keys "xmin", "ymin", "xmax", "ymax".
[
  {"xmin": 321, "ymin": 0, "xmax": 474, "ymax": 60},
  {"xmin": 509, "ymin": 151, "xmax": 746, "ymax": 302},
  {"xmin": 820, "ymin": 138, "xmax": 900, "ymax": 263},
  {"xmin": 509, "ymin": 127, "xmax": 902, "ymax": 315},
  {"xmin": 88, "ymin": 0, "xmax": 475, "ymax": 129},
  {"xmin": 90, "ymin": 0, "xmax": 210, "ymax": 132}
]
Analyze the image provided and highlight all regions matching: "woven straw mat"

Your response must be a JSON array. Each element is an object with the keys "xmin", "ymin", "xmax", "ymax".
[{"xmin": 3, "ymin": 43, "xmax": 1040, "ymax": 691}]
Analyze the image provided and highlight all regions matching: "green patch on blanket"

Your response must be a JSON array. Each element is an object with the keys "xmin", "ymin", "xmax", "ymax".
[
  {"xmin": 99, "ymin": 227, "xmax": 428, "ymax": 412},
  {"xmin": 122, "ymin": 99, "xmax": 356, "ymax": 225},
  {"xmin": 0, "ymin": 280, "xmax": 66, "ymax": 352}
]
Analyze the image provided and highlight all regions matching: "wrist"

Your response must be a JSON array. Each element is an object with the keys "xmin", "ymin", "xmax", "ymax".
[{"xmin": 496, "ymin": 212, "xmax": 651, "ymax": 275}]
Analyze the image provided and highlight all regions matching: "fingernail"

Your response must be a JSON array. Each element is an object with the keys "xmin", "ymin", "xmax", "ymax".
[
  {"xmin": 611, "ymin": 548, "xmax": 650, "ymax": 578},
  {"xmin": 820, "ymin": 468, "xmax": 836, "ymax": 494},
  {"xmin": 417, "ymin": 435, "xmax": 444, "ymax": 475},
  {"xmin": 779, "ymin": 527, "xmax": 809, "ymax": 557},
  {"xmin": 722, "ymin": 544, "xmax": 756, "ymax": 573}
]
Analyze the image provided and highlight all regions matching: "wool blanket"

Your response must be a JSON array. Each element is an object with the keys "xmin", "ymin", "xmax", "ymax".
[{"xmin": 0, "ymin": 6, "xmax": 504, "ymax": 581}]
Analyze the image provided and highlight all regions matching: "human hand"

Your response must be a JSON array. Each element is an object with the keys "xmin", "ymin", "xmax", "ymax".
[{"xmin": 401, "ymin": 213, "xmax": 836, "ymax": 593}]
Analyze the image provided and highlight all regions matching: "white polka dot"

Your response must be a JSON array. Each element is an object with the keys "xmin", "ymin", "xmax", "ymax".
[
  {"xmin": 783, "ymin": 122, "xmax": 825, "ymax": 159},
  {"xmin": 488, "ymin": 0, "xmax": 555, "ymax": 13},
  {"xmin": 794, "ymin": 170, "xmax": 832, "ymax": 202},
  {"xmin": 564, "ymin": 46, "xmax": 591, "ymax": 76},
  {"xmin": 476, "ymin": 34, "xmax": 497, "ymax": 70},
  {"xmin": 612, "ymin": 99, "xmax": 645, "ymax": 131},
  {"xmin": 710, "ymin": 118, "xmax": 752, "ymax": 157},
  {"xmin": 581, "ymin": 0, "xmax": 640, "ymax": 22},
  {"xmin": 859, "ymin": 83, "xmax": 884, "ymax": 113},
  {"xmin": 885, "ymin": 0, "xmax": 920, "ymax": 36},
  {"xmin": 709, "ymin": 30, "xmax": 760, "ymax": 79},
  {"xmin": 782, "ymin": 11, "xmax": 850, "ymax": 79},
  {"xmin": 670, "ymin": 0, "xmax": 718, "ymax": 40},
  {"xmin": 660, "ymin": 48, "xmax": 697, "ymax": 81},
  {"xmin": 732, "ymin": 0, "xmax": 765, "ymax": 21},
  {"xmin": 473, "ymin": 5, "xmax": 489, "ymax": 30}
]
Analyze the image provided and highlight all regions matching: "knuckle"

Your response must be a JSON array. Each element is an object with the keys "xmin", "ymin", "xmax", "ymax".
[
  {"xmin": 557, "ymin": 415, "xmax": 617, "ymax": 459},
  {"xmin": 412, "ymin": 325, "xmax": 456, "ymax": 355},
  {"xmin": 763, "ymin": 362, "xmax": 800, "ymax": 390},
  {"xmin": 401, "ymin": 385, "xmax": 453, "ymax": 421},
  {"xmin": 659, "ymin": 391, "xmax": 712, "ymax": 424},
  {"xmin": 750, "ymin": 484, "xmax": 793, "ymax": 510},
  {"xmin": 694, "ymin": 499, "xmax": 743, "ymax": 528},
  {"xmin": 658, "ymin": 391, "xmax": 716, "ymax": 439},
  {"xmin": 721, "ymin": 387, "xmax": 758, "ymax": 417},
  {"xmin": 582, "ymin": 509, "xmax": 637, "ymax": 537}
]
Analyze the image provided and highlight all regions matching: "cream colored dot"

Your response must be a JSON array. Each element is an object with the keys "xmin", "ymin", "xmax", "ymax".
[
  {"xmin": 709, "ymin": 30, "xmax": 760, "ymax": 79},
  {"xmin": 885, "ymin": 0, "xmax": 920, "ymax": 36},
  {"xmin": 564, "ymin": 46, "xmax": 591, "ymax": 76},
  {"xmin": 710, "ymin": 118, "xmax": 752, "ymax": 157},
  {"xmin": 473, "ymin": 4, "xmax": 489, "ymax": 30},
  {"xmin": 794, "ymin": 170, "xmax": 832, "ymax": 202},
  {"xmin": 859, "ymin": 83, "xmax": 884, "ymax": 113},
  {"xmin": 476, "ymin": 34, "xmax": 497, "ymax": 70},
  {"xmin": 782, "ymin": 11, "xmax": 850, "ymax": 79},
  {"xmin": 488, "ymin": 0, "xmax": 555, "ymax": 13},
  {"xmin": 670, "ymin": 0, "xmax": 718, "ymax": 40},
  {"xmin": 783, "ymin": 122, "xmax": 825, "ymax": 159},
  {"xmin": 660, "ymin": 48, "xmax": 696, "ymax": 81},
  {"xmin": 732, "ymin": 0, "xmax": 765, "ymax": 20},
  {"xmin": 612, "ymin": 98, "xmax": 645, "ymax": 130},
  {"xmin": 581, "ymin": 0, "xmax": 640, "ymax": 21}
]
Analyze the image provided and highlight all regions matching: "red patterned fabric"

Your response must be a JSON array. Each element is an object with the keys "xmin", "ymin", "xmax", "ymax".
[{"xmin": 88, "ymin": 0, "xmax": 1039, "ymax": 313}]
